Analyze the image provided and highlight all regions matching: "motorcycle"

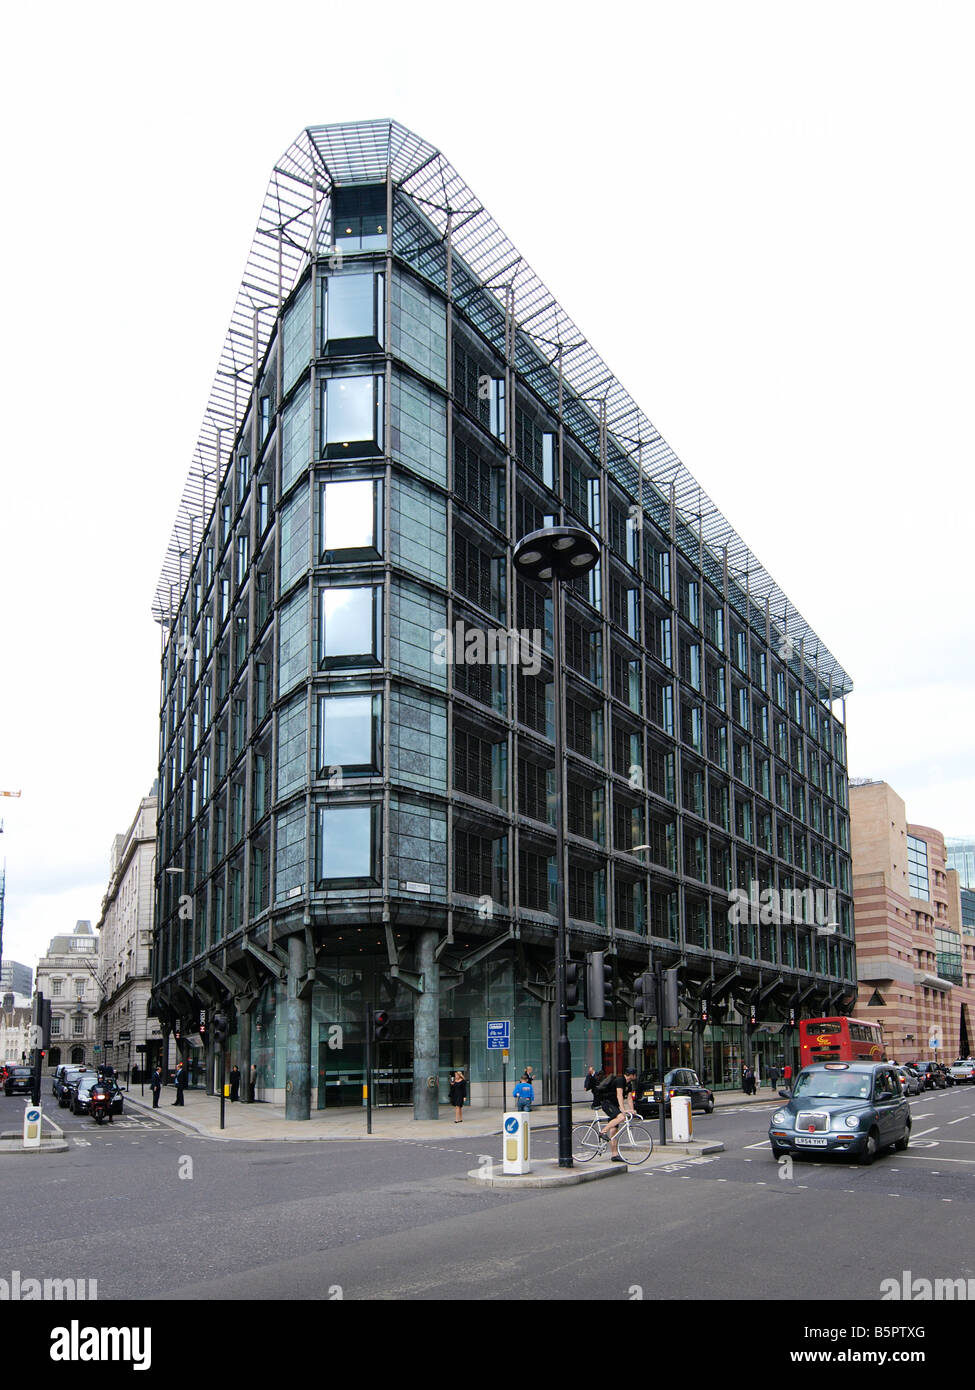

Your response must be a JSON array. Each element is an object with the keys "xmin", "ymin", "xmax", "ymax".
[{"xmin": 89, "ymin": 1082, "xmax": 114, "ymax": 1125}]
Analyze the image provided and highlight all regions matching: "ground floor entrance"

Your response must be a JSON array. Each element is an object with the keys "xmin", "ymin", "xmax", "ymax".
[{"xmin": 317, "ymin": 1018, "xmax": 471, "ymax": 1108}]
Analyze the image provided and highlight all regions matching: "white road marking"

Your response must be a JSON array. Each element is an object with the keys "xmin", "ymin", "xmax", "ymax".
[
  {"xmin": 911, "ymin": 1127, "xmax": 940, "ymax": 1138},
  {"xmin": 902, "ymin": 1154, "xmax": 975, "ymax": 1165},
  {"xmin": 71, "ymin": 1137, "xmax": 90, "ymax": 1147}
]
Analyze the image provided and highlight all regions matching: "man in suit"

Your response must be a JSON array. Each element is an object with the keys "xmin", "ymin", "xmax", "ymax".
[
  {"xmin": 172, "ymin": 1060, "xmax": 187, "ymax": 1105},
  {"xmin": 150, "ymin": 1066, "xmax": 162, "ymax": 1109}
]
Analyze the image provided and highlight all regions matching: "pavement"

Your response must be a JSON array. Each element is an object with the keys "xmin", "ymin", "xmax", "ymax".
[{"xmin": 116, "ymin": 1081, "xmax": 780, "ymax": 1143}]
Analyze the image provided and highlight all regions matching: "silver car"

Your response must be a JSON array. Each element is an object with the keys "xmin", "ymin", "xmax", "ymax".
[
  {"xmin": 949, "ymin": 1059, "xmax": 975, "ymax": 1084},
  {"xmin": 894, "ymin": 1065, "xmax": 922, "ymax": 1096}
]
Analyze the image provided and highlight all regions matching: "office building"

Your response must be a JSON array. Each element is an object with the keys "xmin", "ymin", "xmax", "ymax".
[{"xmin": 150, "ymin": 121, "xmax": 855, "ymax": 1116}]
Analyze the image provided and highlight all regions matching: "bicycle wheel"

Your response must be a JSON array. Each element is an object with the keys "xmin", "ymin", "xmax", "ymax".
[
  {"xmin": 571, "ymin": 1123, "xmax": 602, "ymax": 1162},
  {"xmin": 616, "ymin": 1122, "xmax": 654, "ymax": 1165}
]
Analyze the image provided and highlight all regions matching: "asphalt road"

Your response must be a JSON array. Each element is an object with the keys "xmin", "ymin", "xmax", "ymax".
[{"xmin": 3, "ymin": 1083, "xmax": 975, "ymax": 1305}]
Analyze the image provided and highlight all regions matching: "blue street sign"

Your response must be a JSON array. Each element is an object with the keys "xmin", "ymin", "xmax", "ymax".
[
  {"xmin": 487, "ymin": 1020, "xmax": 510, "ymax": 1049},
  {"xmin": 504, "ymin": 1117, "xmax": 519, "ymax": 1133}
]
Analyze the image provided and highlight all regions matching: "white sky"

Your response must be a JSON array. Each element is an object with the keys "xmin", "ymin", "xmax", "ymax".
[{"xmin": 1, "ymin": 0, "xmax": 972, "ymax": 976}]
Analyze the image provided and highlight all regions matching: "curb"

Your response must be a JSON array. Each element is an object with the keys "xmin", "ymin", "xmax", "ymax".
[
  {"xmin": 467, "ymin": 1158, "xmax": 628, "ymax": 1188},
  {"xmin": 0, "ymin": 1138, "xmax": 70, "ymax": 1154}
]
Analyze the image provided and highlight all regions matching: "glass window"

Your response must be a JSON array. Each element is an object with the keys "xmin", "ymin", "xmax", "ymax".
[
  {"xmin": 333, "ymin": 185, "xmax": 388, "ymax": 253},
  {"xmin": 321, "ymin": 478, "xmax": 383, "ymax": 561},
  {"xmin": 319, "ymin": 587, "xmax": 382, "ymax": 668},
  {"xmin": 323, "ymin": 272, "xmax": 383, "ymax": 348},
  {"xmin": 321, "ymin": 376, "xmax": 384, "ymax": 457},
  {"xmin": 319, "ymin": 693, "xmax": 381, "ymax": 776},
  {"xmin": 908, "ymin": 835, "xmax": 930, "ymax": 901},
  {"xmin": 317, "ymin": 805, "xmax": 379, "ymax": 883},
  {"xmin": 258, "ymin": 483, "xmax": 271, "ymax": 536}
]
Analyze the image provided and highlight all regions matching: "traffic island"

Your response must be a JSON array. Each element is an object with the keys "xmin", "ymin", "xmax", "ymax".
[
  {"xmin": 0, "ymin": 1131, "xmax": 69, "ymax": 1154},
  {"xmin": 467, "ymin": 1138, "xmax": 725, "ymax": 1187},
  {"xmin": 467, "ymin": 1158, "xmax": 629, "ymax": 1188}
]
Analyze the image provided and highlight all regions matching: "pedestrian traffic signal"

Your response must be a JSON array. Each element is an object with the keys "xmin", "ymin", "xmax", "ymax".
[
  {"xmin": 659, "ymin": 968, "xmax": 680, "ymax": 1027},
  {"xmin": 372, "ymin": 1010, "xmax": 391, "ymax": 1042},
  {"xmin": 634, "ymin": 972, "xmax": 655, "ymax": 1018},
  {"xmin": 212, "ymin": 1012, "xmax": 228, "ymax": 1046},
  {"xmin": 565, "ymin": 961, "xmax": 580, "ymax": 1010},
  {"xmin": 585, "ymin": 951, "xmax": 613, "ymax": 1020}
]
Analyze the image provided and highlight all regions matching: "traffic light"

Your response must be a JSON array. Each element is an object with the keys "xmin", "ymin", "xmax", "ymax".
[
  {"xmin": 659, "ymin": 968, "xmax": 680, "ymax": 1028},
  {"xmin": 565, "ymin": 961, "xmax": 580, "ymax": 1010},
  {"xmin": 585, "ymin": 951, "xmax": 613, "ymax": 1020},
  {"xmin": 372, "ymin": 1010, "xmax": 391, "ymax": 1043},
  {"xmin": 212, "ymin": 1012, "xmax": 228, "ymax": 1046},
  {"xmin": 40, "ymin": 998, "xmax": 51, "ymax": 1050},
  {"xmin": 634, "ymin": 972, "xmax": 655, "ymax": 1018}
]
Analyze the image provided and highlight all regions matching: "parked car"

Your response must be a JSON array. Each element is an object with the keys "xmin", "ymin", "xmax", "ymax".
[
  {"xmin": 894, "ymin": 1065, "xmax": 922, "ymax": 1096},
  {"xmin": 71, "ymin": 1076, "xmax": 123, "ymax": 1117},
  {"xmin": 55, "ymin": 1067, "xmax": 98, "ymax": 1106},
  {"xmin": 917, "ymin": 1061, "xmax": 948, "ymax": 1090},
  {"xmin": 769, "ymin": 1061, "xmax": 911, "ymax": 1164},
  {"xmin": 949, "ymin": 1059, "xmax": 975, "ymax": 1084},
  {"xmin": 4, "ymin": 1066, "xmax": 34, "ymax": 1097},
  {"xmin": 634, "ymin": 1067, "xmax": 715, "ymax": 1118}
]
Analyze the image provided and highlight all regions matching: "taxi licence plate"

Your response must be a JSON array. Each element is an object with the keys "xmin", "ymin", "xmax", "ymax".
[{"xmin": 795, "ymin": 1136, "xmax": 828, "ymax": 1147}]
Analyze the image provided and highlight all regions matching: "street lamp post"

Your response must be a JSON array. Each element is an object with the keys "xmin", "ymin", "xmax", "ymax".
[{"xmin": 512, "ymin": 526, "xmax": 600, "ymax": 1168}]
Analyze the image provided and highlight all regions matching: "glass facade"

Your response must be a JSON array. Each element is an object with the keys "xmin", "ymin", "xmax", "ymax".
[{"xmin": 151, "ymin": 124, "xmax": 855, "ymax": 1114}]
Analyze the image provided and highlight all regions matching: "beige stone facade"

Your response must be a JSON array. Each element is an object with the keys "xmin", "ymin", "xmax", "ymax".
[
  {"xmin": 851, "ymin": 781, "xmax": 975, "ymax": 1062},
  {"xmin": 35, "ymin": 920, "xmax": 102, "ymax": 1068},
  {"xmin": 95, "ymin": 786, "xmax": 162, "ymax": 1081}
]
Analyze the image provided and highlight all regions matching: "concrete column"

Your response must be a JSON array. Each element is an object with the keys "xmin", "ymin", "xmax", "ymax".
[
  {"xmin": 286, "ymin": 935, "xmax": 311, "ymax": 1120},
  {"xmin": 412, "ymin": 930, "xmax": 440, "ymax": 1121},
  {"xmin": 238, "ymin": 1008, "xmax": 252, "ymax": 1104}
]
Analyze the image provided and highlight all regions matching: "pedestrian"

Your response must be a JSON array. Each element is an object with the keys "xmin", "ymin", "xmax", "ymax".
[
  {"xmin": 584, "ymin": 1065, "xmax": 603, "ymax": 1108},
  {"xmin": 449, "ymin": 1069, "xmax": 467, "ymax": 1123},
  {"xmin": 769, "ymin": 1064, "xmax": 779, "ymax": 1091},
  {"xmin": 741, "ymin": 1063, "xmax": 750, "ymax": 1095},
  {"xmin": 523, "ymin": 1065, "xmax": 536, "ymax": 1093},
  {"xmin": 512, "ymin": 1074, "xmax": 534, "ymax": 1112},
  {"xmin": 783, "ymin": 1063, "xmax": 793, "ymax": 1090},
  {"xmin": 249, "ymin": 1062, "xmax": 257, "ymax": 1102},
  {"xmin": 172, "ymin": 1060, "xmax": 187, "ymax": 1106},
  {"xmin": 229, "ymin": 1063, "xmax": 241, "ymax": 1102},
  {"xmin": 150, "ymin": 1066, "xmax": 162, "ymax": 1109}
]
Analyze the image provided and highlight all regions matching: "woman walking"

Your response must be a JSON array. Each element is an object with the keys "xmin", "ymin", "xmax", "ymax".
[{"xmin": 449, "ymin": 1070, "xmax": 467, "ymax": 1123}]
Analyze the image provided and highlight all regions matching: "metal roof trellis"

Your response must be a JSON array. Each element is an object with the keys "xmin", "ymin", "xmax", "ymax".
[{"xmin": 152, "ymin": 119, "xmax": 851, "ymax": 699}]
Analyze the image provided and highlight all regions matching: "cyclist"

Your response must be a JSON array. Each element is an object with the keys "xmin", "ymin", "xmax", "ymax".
[{"xmin": 598, "ymin": 1068, "xmax": 638, "ymax": 1161}]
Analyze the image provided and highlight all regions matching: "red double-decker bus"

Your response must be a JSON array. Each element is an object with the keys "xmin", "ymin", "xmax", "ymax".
[{"xmin": 799, "ymin": 1017, "xmax": 885, "ymax": 1067}]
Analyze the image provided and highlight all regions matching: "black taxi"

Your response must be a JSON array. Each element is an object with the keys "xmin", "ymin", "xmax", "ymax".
[{"xmin": 769, "ymin": 1061, "xmax": 911, "ymax": 1165}]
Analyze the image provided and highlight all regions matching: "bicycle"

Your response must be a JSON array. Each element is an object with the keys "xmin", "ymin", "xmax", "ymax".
[{"xmin": 571, "ymin": 1110, "xmax": 654, "ymax": 1165}]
